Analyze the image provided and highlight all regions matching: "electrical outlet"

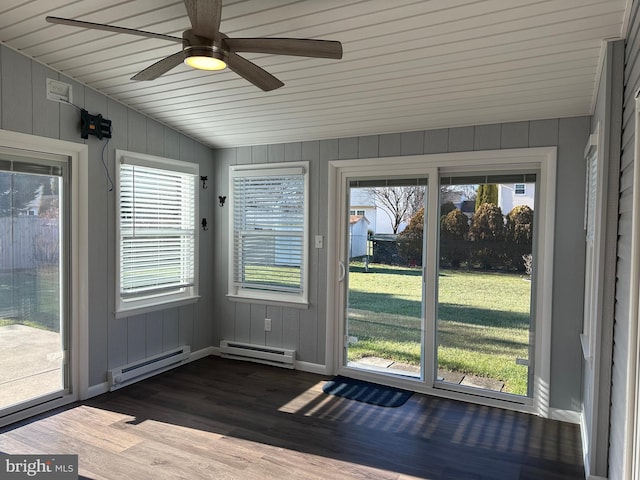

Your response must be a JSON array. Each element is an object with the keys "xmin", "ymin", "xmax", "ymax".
[
  {"xmin": 315, "ymin": 235, "xmax": 323, "ymax": 249},
  {"xmin": 264, "ymin": 318, "xmax": 272, "ymax": 332}
]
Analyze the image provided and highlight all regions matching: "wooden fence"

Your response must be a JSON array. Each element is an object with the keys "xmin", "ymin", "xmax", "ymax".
[{"xmin": 0, "ymin": 217, "xmax": 59, "ymax": 271}]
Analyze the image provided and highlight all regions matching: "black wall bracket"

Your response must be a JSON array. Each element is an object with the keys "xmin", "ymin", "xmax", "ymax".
[{"xmin": 80, "ymin": 108, "xmax": 112, "ymax": 140}]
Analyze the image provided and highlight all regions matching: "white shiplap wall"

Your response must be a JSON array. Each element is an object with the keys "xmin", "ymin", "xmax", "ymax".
[
  {"xmin": 0, "ymin": 0, "xmax": 627, "ymax": 148},
  {"xmin": 0, "ymin": 44, "xmax": 216, "ymax": 388},
  {"xmin": 212, "ymin": 116, "xmax": 591, "ymax": 416}
]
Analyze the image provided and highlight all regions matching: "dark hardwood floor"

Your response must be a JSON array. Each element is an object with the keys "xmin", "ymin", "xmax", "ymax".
[{"xmin": 0, "ymin": 357, "xmax": 584, "ymax": 479}]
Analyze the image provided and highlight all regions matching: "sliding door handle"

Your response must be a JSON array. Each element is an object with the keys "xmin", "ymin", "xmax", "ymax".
[{"xmin": 338, "ymin": 261, "xmax": 346, "ymax": 282}]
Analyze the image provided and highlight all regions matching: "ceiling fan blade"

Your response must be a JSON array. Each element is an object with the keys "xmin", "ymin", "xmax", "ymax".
[
  {"xmin": 227, "ymin": 53, "xmax": 284, "ymax": 91},
  {"xmin": 224, "ymin": 38, "xmax": 343, "ymax": 59},
  {"xmin": 184, "ymin": 0, "xmax": 222, "ymax": 38},
  {"xmin": 45, "ymin": 16, "xmax": 182, "ymax": 43},
  {"xmin": 131, "ymin": 51, "xmax": 185, "ymax": 81}
]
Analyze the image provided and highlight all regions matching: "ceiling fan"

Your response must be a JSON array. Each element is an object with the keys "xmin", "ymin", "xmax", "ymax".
[{"xmin": 45, "ymin": 0, "xmax": 343, "ymax": 91}]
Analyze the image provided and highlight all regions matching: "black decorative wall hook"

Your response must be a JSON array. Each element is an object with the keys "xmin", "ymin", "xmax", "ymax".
[
  {"xmin": 218, "ymin": 195, "xmax": 226, "ymax": 207},
  {"xmin": 200, "ymin": 176, "xmax": 208, "ymax": 189},
  {"xmin": 201, "ymin": 218, "xmax": 208, "ymax": 231}
]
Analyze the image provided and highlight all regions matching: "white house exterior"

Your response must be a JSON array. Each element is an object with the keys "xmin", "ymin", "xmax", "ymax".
[
  {"xmin": 498, "ymin": 183, "xmax": 535, "ymax": 214},
  {"xmin": 349, "ymin": 187, "xmax": 408, "ymax": 234}
]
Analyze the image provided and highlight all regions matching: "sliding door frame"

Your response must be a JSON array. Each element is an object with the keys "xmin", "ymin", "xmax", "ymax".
[
  {"xmin": 326, "ymin": 147, "xmax": 557, "ymax": 416},
  {"xmin": 0, "ymin": 129, "xmax": 89, "ymax": 427}
]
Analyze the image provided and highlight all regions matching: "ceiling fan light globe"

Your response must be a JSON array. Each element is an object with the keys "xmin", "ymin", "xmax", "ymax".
[{"xmin": 184, "ymin": 48, "xmax": 227, "ymax": 71}]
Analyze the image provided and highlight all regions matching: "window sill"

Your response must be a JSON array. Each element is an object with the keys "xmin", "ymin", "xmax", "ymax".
[
  {"xmin": 115, "ymin": 296, "xmax": 199, "ymax": 319},
  {"xmin": 226, "ymin": 294, "xmax": 309, "ymax": 310}
]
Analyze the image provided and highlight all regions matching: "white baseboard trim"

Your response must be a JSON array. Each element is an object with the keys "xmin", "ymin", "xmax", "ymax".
[
  {"xmin": 190, "ymin": 346, "xmax": 216, "ymax": 361},
  {"xmin": 294, "ymin": 360, "xmax": 328, "ymax": 375},
  {"xmin": 549, "ymin": 408, "xmax": 581, "ymax": 424},
  {"xmin": 85, "ymin": 382, "xmax": 109, "ymax": 399},
  {"xmin": 587, "ymin": 476, "xmax": 607, "ymax": 480}
]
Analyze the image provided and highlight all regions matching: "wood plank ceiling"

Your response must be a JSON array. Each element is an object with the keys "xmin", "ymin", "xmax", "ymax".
[{"xmin": 0, "ymin": 0, "xmax": 628, "ymax": 148}]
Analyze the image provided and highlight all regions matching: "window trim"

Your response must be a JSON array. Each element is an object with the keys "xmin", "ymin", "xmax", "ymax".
[
  {"xmin": 227, "ymin": 161, "xmax": 309, "ymax": 307},
  {"xmin": 115, "ymin": 149, "xmax": 199, "ymax": 318},
  {"xmin": 581, "ymin": 124, "xmax": 600, "ymax": 361}
]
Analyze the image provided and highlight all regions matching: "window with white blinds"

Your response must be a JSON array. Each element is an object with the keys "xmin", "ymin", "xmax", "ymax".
[
  {"xmin": 229, "ymin": 162, "xmax": 308, "ymax": 305},
  {"xmin": 116, "ymin": 150, "xmax": 199, "ymax": 315}
]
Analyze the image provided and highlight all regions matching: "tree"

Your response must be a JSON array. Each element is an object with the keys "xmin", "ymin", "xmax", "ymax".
[
  {"xmin": 38, "ymin": 177, "xmax": 60, "ymax": 218},
  {"xmin": 475, "ymin": 184, "xmax": 498, "ymax": 211},
  {"xmin": 441, "ymin": 184, "xmax": 477, "ymax": 205},
  {"xmin": 367, "ymin": 186, "xmax": 424, "ymax": 234},
  {"xmin": 0, "ymin": 172, "xmax": 46, "ymax": 217}
]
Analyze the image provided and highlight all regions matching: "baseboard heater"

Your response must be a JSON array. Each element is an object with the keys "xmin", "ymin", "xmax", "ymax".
[
  {"xmin": 219, "ymin": 341, "xmax": 295, "ymax": 369},
  {"xmin": 107, "ymin": 345, "xmax": 191, "ymax": 391}
]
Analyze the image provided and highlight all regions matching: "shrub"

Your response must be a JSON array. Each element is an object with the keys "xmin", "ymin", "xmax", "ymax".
[
  {"xmin": 469, "ymin": 203, "xmax": 505, "ymax": 269},
  {"xmin": 505, "ymin": 205, "xmax": 534, "ymax": 270},
  {"xmin": 441, "ymin": 208, "xmax": 469, "ymax": 238},
  {"xmin": 397, "ymin": 207, "xmax": 424, "ymax": 265},
  {"xmin": 506, "ymin": 205, "xmax": 534, "ymax": 244},
  {"xmin": 440, "ymin": 209, "xmax": 469, "ymax": 267},
  {"xmin": 469, "ymin": 203, "xmax": 505, "ymax": 241},
  {"xmin": 440, "ymin": 201, "xmax": 457, "ymax": 218}
]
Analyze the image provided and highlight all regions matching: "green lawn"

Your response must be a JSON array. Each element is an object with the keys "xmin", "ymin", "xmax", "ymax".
[{"xmin": 347, "ymin": 263, "xmax": 531, "ymax": 395}]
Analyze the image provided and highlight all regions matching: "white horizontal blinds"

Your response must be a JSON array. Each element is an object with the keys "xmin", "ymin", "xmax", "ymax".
[
  {"xmin": 233, "ymin": 168, "xmax": 304, "ymax": 293},
  {"xmin": 440, "ymin": 173, "xmax": 537, "ymax": 185},
  {"xmin": 120, "ymin": 163, "xmax": 196, "ymax": 298}
]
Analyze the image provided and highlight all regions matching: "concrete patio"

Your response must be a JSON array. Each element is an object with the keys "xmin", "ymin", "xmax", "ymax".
[
  {"xmin": 353, "ymin": 356, "xmax": 506, "ymax": 392},
  {"xmin": 0, "ymin": 324, "xmax": 63, "ymax": 409}
]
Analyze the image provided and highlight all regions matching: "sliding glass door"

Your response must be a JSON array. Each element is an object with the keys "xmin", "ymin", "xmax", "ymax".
[
  {"xmin": 344, "ymin": 179, "xmax": 427, "ymax": 378},
  {"xmin": 334, "ymin": 156, "xmax": 548, "ymax": 406},
  {"xmin": 0, "ymin": 154, "xmax": 68, "ymax": 412},
  {"xmin": 436, "ymin": 175, "xmax": 536, "ymax": 397}
]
